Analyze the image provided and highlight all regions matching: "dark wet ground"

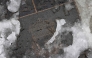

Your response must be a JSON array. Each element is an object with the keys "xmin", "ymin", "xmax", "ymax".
[
  {"xmin": 13, "ymin": 0, "xmax": 88, "ymax": 58},
  {"xmin": 19, "ymin": 0, "xmax": 67, "ymax": 17}
]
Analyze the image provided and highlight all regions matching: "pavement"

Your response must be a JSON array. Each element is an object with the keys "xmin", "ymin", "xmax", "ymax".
[{"xmin": 13, "ymin": 0, "xmax": 82, "ymax": 58}]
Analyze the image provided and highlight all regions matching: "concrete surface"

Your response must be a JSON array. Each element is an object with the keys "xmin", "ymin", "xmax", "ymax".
[
  {"xmin": 14, "ymin": 3, "xmax": 80, "ymax": 58},
  {"xmin": 13, "ymin": 0, "xmax": 82, "ymax": 58}
]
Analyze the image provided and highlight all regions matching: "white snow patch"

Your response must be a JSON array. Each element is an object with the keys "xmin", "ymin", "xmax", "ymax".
[
  {"xmin": 0, "ymin": 12, "xmax": 20, "ymax": 58},
  {"xmin": 46, "ymin": 19, "xmax": 66, "ymax": 45},
  {"xmin": 45, "ymin": 18, "xmax": 92, "ymax": 58},
  {"xmin": 7, "ymin": 0, "xmax": 21, "ymax": 12},
  {"xmin": 64, "ymin": 0, "xmax": 74, "ymax": 11},
  {"xmin": 63, "ymin": 22, "xmax": 89, "ymax": 58},
  {"xmin": 45, "ymin": 0, "xmax": 92, "ymax": 58},
  {"xmin": 65, "ymin": 3, "xmax": 74, "ymax": 11},
  {"xmin": 0, "ymin": 0, "xmax": 21, "ymax": 57}
]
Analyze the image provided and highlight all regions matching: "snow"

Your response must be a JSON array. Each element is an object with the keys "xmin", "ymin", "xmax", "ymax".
[
  {"xmin": 46, "ymin": 19, "xmax": 66, "ymax": 45},
  {"xmin": 0, "ymin": 12, "xmax": 20, "ymax": 58},
  {"xmin": 45, "ymin": 0, "xmax": 92, "ymax": 58},
  {"xmin": 63, "ymin": 22, "xmax": 89, "ymax": 58},
  {"xmin": 44, "ymin": 0, "xmax": 92, "ymax": 58},
  {"xmin": 64, "ymin": 3, "xmax": 74, "ymax": 11},
  {"xmin": 46, "ymin": 0, "xmax": 92, "ymax": 57},
  {"xmin": 64, "ymin": 0, "xmax": 74, "ymax": 11},
  {"xmin": 45, "ymin": 18, "xmax": 89, "ymax": 58},
  {"xmin": 74, "ymin": 0, "xmax": 92, "ymax": 58},
  {"xmin": 7, "ymin": 0, "xmax": 21, "ymax": 12},
  {"xmin": 87, "ymin": 50, "xmax": 92, "ymax": 58},
  {"xmin": 0, "ymin": 0, "xmax": 21, "ymax": 58}
]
